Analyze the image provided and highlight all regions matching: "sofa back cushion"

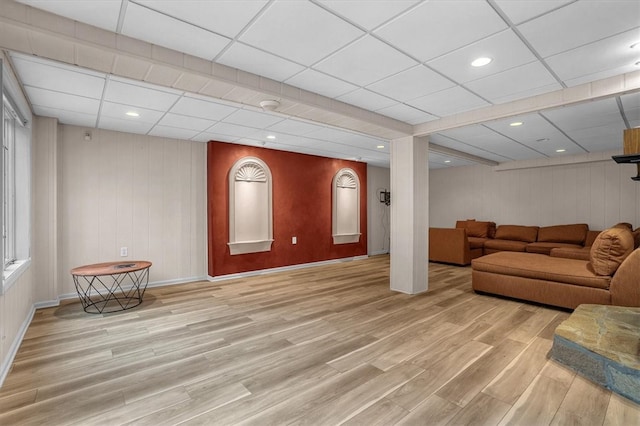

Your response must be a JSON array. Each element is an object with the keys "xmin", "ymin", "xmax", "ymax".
[
  {"xmin": 494, "ymin": 225, "xmax": 539, "ymax": 243},
  {"xmin": 455, "ymin": 219, "xmax": 496, "ymax": 238},
  {"xmin": 537, "ymin": 224, "xmax": 588, "ymax": 245},
  {"xmin": 467, "ymin": 221, "xmax": 496, "ymax": 238},
  {"xmin": 585, "ymin": 230, "xmax": 601, "ymax": 247},
  {"xmin": 589, "ymin": 227, "xmax": 634, "ymax": 276}
]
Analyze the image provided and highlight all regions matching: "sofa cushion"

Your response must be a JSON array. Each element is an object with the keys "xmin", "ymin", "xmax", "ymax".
[
  {"xmin": 468, "ymin": 237, "xmax": 488, "ymax": 250},
  {"xmin": 526, "ymin": 242, "xmax": 583, "ymax": 255},
  {"xmin": 483, "ymin": 239, "xmax": 528, "ymax": 252},
  {"xmin": 550, "ymin": 247, "xmax": 591, "ymax": 261},
  {"xmin": 633, "ymin": 228, "xmax": 640, "ymax": 249},
  {"xmin": 472, "ymin": 252, "xmax": 611, "ymax": 289},
  {"xmin": 537, "ymin": 224, "xmax": 588, "ymax": 245},
  {"xmin": 590, "ymin": 228, "xmax": 634, "ymax": 276},
  {"xmin": 494, "ymin": 225, "xmax": 539, "ymax": 243}
]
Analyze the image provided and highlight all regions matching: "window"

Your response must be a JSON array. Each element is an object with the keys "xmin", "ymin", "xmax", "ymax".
[
  {"xmin": 1, "ymin": 59, "xmax": 31, "ymax": 294},
  {"xmin": 3, "ymin": 96, "xmax": 16, "ymax": 268}
]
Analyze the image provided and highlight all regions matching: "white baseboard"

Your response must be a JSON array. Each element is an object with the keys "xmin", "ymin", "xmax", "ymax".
[
  {"xmin": 369, "ymin": 250, "xmax": 389, "ymax": 256},
  {"xmin": 209, "ymin": 255, "xmax": 369, "ymax": 282},
  {"xmin": 0, "ymin": 304, "xmax": 35, "ymax": 388}
]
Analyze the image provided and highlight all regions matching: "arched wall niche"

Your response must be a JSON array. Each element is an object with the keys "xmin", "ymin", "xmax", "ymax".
[
  {"xmin": 332, "ymin": 168, "xmax": 361, "ymax": 244},
  {"xmin": 228, "ymin": 157, "xmax": 273, "ymax": 255}
]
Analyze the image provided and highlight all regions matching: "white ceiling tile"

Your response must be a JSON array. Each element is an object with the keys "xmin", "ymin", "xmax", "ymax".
[
  {"xmin": 375, "ymin": 103, "xmax": 438, "ymax": 125},
  {"xmin": 207, "ymin": 122, "xmax": 261, "ymax": 139},
  {"xmin": 24, "ymin": 86, "xmax": 100, "ymax": 115},
  {"xmin": 33, "ymin": 105, "xmax": 97, "ymax": 128},
  {"xmin": 493, "ymin": 0, "xmax": 573, "ymax": 25},
  {"xmin": 217, "ymin": 43, "xmax": 306, "ymax": 82},
  {"xmin": 621, "ymin": 92, "xmax": 640, "ymax": 127},
  {"xmin": 223, "ymin": 109, "xmax": 285, "ymax": 129},
  {"xmin": 11, "ymin": 54, "xmax": 105, "ymax": 99},
  {"xmin": 239, "ymin": 0, "xmax": 363, "ymax": 66},
  {"xmin": 465, "ymin": 61, "xmax": 560, "ymax": 104},
  {"xmin": 316, "ymin": 0, "xmax": 420, "ymax": 30},
  {"xmin": 564, "ymin": 124, "xmax": 625, "ymax": 152},
  {"xmin": 517, "ymin": 1, "xmax": 640, "ymax": 58},
  {"xmin": 315, "ymin": 36, "xmax": 417, "ymax": 86},
  {"xmin": 266, "ymin": 119, "xmax": 327, "ymax": 136},
  {"xmin": 100, "ymin": 102, "xmax": 165, "ymax": 124},
  {"xmin": 157, "ymin": 113, "xmax": 216, "ymax": 132},
  {"xmin": 542, "ymin": 98, "xmax": 625, "ymax": 132},
  {"xmin": 135, "ymin": 0, "xmax": 268, "ymax": 38},
  {"xmin": 430, "ymin": 133, "xmax": 511, "ymax": 163},
  {"xmin": 367, "ymin": 65, "xmax": 455, "ymax": 102},
  {"xmin": 440, "ymin": 125, "xmax": 542, "ymax": 160},
  {"xmin": 545, "ymin": 28, "xmax": 640, "ymax": 85},
  {"xmin": 148, "ymin": 125, "xmax": 200, "ymax": 140},
  {"xmin": 337, "ymin": 89, "xmax": 397, "ymax": 111},
  {"xmin": 427, "ymin": 30, "xmax": 537, "ymax": 84},
  {"xmin": 285, "ymin": 69, "xmax": 359, "ymax": 98},
  {"xmin": 16, "ymin": 0, "xmax": 121, "ymax": 32},
  {"xmin": 170, "ymin": 96, "xmax": 237, "ymax": 121},
  {"xmin": 104, "ymin": 80, "xmax": 181, "ymax": 111},
  {"xmin": 191, "ymin": 132, "xmax": 238, "ymax": 143},
  {"xmin": 375, "ymin": 0, "xmax": 507, "ymax": 62},
  {"xmin": 99, "ymin": 116, "xmax": 155, "ymax": 135},
  {"xmin": 122, "ymin": 3, "xmax": 231, "ymax": 61},
  {"xmin": 483, "ymin": 113, "xmax": 584, "ymax": 156},
  {"xmin": 407, "ymin": 86, "xmax": 489, "ymax": 117}
]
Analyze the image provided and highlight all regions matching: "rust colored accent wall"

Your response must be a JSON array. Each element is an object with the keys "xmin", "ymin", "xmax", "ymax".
[{"xmin": 207, "ymin": 141, "xmax": 367, "ymax": 276}]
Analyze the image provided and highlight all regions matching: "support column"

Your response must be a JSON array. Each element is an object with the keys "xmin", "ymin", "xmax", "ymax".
[{"xmin": 390, "ymin": 135, "xmax": 429, "ymax": 294}]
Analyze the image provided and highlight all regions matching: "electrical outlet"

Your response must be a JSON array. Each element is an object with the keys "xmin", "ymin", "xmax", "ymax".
[
  {"xmin": 120, "ymin": 247, "xmax": 128, "ymax": 257},
  {"xmin": 292, "ymin": 236, "xmax": 297, "ymax": 245}
]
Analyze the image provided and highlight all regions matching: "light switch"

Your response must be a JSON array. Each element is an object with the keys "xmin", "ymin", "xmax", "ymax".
[{"xmin": 292, "ymin": 237, "xmax": 297, "ymax": 244}]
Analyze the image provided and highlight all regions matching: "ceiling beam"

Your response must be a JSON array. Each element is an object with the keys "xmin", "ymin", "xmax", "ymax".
[{"xmin": 415, "ymin": 71, "xmax": 640, "ymax": 136}]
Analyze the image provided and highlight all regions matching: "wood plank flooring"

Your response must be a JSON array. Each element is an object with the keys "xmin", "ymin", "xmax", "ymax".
[{"xmin": 1, "ymin": 256, "xmax": 639, "ymax": 425}]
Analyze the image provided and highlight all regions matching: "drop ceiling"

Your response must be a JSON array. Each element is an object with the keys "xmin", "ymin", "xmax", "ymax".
[{"xmin": 5, "ymin": 0, "xmax": 640, "ymax": 169}]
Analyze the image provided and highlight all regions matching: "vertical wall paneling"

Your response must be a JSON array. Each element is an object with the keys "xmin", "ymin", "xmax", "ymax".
[
  {"xmin": 430, "ymin": 159, "xmax": 640, "ymax": 230},
  {"xmin": 367, "ymin": 165, "xmax": 390, "ymax": 255},
  {"xmin": 59, "ymin": 126, "xmax": 207, "ymax": 295}
]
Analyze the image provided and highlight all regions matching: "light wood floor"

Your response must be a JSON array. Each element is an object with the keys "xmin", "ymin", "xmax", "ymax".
[{"xmin": 1, "ymin": 256, "xmax": 639, "ymax": 425}]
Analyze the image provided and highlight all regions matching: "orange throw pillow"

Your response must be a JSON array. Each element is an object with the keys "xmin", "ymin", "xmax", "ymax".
[{"xmin": 589, "ymin": 228, "xmax": 634, "ymax": 276}]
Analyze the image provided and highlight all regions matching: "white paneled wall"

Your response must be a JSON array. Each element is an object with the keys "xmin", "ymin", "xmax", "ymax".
[
  {"xmin": 430, "ymin": 159, "xmax": 640, "ymax": 230},
  {"xmin": 57, "ymin": 125, "xmax": 207, "ymax": 296},
  {"xmin": 0, "ymin": 267, "xmax": 34, "ymax": 384},
  {"xmin": 367, "ymin": 165, "xmax": 390, "ymax": 255}
]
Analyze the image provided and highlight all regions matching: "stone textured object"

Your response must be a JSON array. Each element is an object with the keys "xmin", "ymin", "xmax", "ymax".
[{"xmin": 550, "ymin": 304, "xmax": 640, "ymax": 404}]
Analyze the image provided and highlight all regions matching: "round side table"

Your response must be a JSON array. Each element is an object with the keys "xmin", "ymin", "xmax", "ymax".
[{"xmin": 70, "ymin": 261, "xmax": 152, "ymax": 314}]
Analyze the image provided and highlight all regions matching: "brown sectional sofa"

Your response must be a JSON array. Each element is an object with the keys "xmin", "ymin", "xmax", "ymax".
[
  {"xmin": 428, "ymin": 221, "xmax": 599, "ymax": 265},
  {"xmin": 472, "ymin": 227, "xmax": 640, "ymax": 309}
]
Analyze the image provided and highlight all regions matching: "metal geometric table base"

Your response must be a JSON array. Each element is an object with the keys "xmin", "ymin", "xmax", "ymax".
[{"xmin": 72, "ymin": 267, "xmax": 150, "ymax": 314}]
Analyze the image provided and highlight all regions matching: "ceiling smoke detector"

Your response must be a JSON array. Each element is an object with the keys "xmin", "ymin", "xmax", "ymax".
[{"xmin": 259, "ymin": 100, "xmax": 280, "ymax": 111}]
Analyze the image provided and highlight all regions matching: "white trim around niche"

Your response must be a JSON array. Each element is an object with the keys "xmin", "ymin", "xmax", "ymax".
[
  {"xmin": 332, "ymin": 168, "xmax": 361, "ymax": 245},
  {"xmin": 228, "ymin": 157, "xmax": 274, "ymax": 255}
]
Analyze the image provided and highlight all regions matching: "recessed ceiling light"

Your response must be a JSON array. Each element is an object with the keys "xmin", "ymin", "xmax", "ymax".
[
  {"xmin": 509, "ymin": 121, "xmax": 523, "ymax": 127},
  {"xmin": 471, "ymin": 57, "xmax": 492, "ymax": 67},
  {"xmin": 266, "ymin": 135, "xmax": 276, "ymax": 140},
  {"xmin": 444, "ymin": 160, "xmax": 451, "ymax": 163},
  {"xmin": 556, "ymin": 148, "xmax": 566, "ymax": 153},
  {"xmin": 126, "ymin": 111, "xmax": 139, "ymax": 117},
  {"xmin": 376, "ymin": 145, "xmax": 385, "ymax": 149}
]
